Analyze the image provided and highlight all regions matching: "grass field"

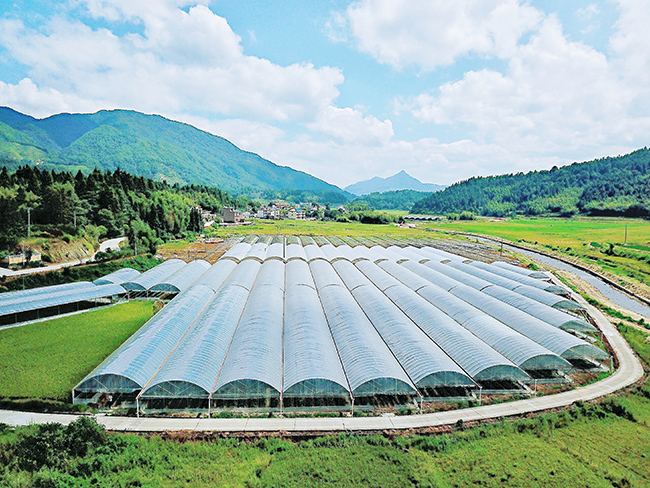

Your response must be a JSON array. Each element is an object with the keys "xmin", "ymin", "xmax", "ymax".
[
  {"xmin": 0, "ymin": 301, "xmax": 155, "ymax": 401},
  {"xmin": 423, "ymin": 217, "xmax": 650, "ymax": 288},
  {"xmin": 205, "ymin": 219, "xmax": 430, "ymax": 238}
]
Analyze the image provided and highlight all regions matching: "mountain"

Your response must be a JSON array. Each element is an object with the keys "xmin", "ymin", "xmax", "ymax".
[
  {"xmin": 345, "ymin": 170, "xmax": 445, "ymax": 195},
  {"xmin": 411, "ymin": 148, "xmax": 650, "ymax": 218},
  {"xmin": 0, "ymin": 107, "xmax": 345, "ymax": 195}
]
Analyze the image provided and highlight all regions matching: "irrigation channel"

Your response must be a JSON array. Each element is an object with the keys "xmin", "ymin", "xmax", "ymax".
[
  {"xmin": 474, "ymin": 236, "xmax": 650, "ymax": 319},
  {"xmin": 0, "ymin": 246, "xmax": 646, "ymax": 432}
]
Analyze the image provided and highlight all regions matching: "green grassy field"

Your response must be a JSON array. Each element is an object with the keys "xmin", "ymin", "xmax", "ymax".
[
  {"xmin": 0, "ymin": 301, "xmax": 155, "ymax": 401},
  {"xmin": 424, "ymin": 217, "xmax": 650, "ymax": 287},
  {"xmin": 206, "ymin": 218, "xmax": 429, "ymax": 238}
]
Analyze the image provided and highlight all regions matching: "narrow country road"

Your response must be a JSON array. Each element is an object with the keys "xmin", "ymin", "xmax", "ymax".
[{"xmin": 0, "ymin": 237, "xmax": 127, "ymax": 278}]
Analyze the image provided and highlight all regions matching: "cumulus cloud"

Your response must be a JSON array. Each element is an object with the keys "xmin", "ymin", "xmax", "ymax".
[
  {"xmin": 345, "ymin": 0, "xmax": 542, "ymax": 69},
  {"xmin": 404, "ymin": 13, "xmax": 649, "ymax": 163},
  {"xmin": 308, "ymin": 106, "xmax": 394, "ymax": 144},
  {"xmin": 0, "ymin": 3, "xmax": 343, "ymax": 123}
]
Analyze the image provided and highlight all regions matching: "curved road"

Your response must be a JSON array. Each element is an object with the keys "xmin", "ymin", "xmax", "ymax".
[
  {"xmin": 0, "ymin": 281, "xmax": 644, "ymax": 432},
  {"xmin": 0, "ymin": 237, "xmax": 127, "ymax": 278}
]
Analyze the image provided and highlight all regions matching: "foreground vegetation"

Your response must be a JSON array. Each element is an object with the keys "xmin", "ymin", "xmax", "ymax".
[
  {"xmin": 0, "ymin": 301, "xmax": 155, "ymax": 404},
  {"xmin": 0, "ymin": 323, "xmax": 647, "ymax": 487}
]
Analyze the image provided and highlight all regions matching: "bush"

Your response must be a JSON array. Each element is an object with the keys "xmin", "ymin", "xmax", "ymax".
[{"xmin": 14, "ymin": 417, "xmax": 106, "ymax": 472}]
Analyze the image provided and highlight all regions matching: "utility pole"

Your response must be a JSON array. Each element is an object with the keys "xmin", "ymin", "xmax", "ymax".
[
  {"xmin": 133, "ymin": 228, "xmax": 138, "ymax": 256},
  {"xmin": 74, "ymin": 210, "xmax": 77, "ymax": 229},
  {"xmin": 26, "ymin": 207, "xmax": 31, "ymax": 238}
]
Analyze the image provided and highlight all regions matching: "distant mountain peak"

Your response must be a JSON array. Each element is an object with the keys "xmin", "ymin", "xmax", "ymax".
[{"xmin": 345, "ymin": 170, "xmax": 445, "ymax": 196}]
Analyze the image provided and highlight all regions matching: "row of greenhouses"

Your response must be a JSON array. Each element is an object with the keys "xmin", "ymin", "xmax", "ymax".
[{"xmin": 72, "ymin": 238, "xmax": 608, "ymax": 410}]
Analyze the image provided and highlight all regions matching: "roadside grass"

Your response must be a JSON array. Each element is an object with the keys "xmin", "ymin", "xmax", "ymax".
[{"xmin": 0, "ymin": 301, "xmax": 155, "ymax": 401}]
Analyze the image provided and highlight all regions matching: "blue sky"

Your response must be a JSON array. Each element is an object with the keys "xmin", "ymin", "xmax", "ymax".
[{"xmin": 0, "ymin": 1, "xmax": 648, "ymax": 188}]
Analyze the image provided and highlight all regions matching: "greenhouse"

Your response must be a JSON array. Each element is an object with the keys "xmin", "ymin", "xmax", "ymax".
[{"xmin": 59, "ymin": 237, "xmax": 610, "ymax": 411}]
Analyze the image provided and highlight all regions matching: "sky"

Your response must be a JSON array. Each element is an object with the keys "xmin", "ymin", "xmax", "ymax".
[{"xmin": 0, "ymin": 0, "xmax": 648, "ymax": 188}]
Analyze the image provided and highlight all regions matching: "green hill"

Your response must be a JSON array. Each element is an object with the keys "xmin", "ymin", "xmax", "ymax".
[
  {"xmin": 353, "ymin": 189, "xmax": 432, "ymax": 211},
  {"xmin": 0, "ymin": 107, "xmax": 345, "ymax": 195},
  {"xmin": 411, "ymin": 149, "xmax": 650, "ymax": 218}
]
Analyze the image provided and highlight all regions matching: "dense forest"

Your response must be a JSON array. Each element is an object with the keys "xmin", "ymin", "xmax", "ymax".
[
  {"xmin": 412, "ymin": 149, "xmax": 650, "ymax": 218},
  {"xmin": 0, "ymin": 166, "xmax": 235, "ymax": 252},
  {"xmin": 353, "ymin": 189, "xmax": 432, "ymax": 211}
]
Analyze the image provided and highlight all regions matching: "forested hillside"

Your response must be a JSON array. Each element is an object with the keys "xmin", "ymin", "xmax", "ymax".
[
  {"xmin": 0, "ymin": 166, "xmax": 235, "ymax": 251},
  {"xmin": 353, "ymin": 189, "xmax": 432, "ymax": 211},
  {"xmin": 0, "ymin": 107, "xmax": 345, "ymax": 195},
  {"xmin": 412, "ymin": 149, "xmax": 650, "ymax": 217}
]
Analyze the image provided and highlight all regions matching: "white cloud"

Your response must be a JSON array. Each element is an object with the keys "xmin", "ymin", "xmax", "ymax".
[
  {"xmin": 345, "ymin": 0, "xmax": 542, "ymax": 69},
  {"xmin": 308, "ymin": 106, "xmax": 394, "ymax": 144},
  {"xmin": 405, "ymin": 14, "xmax": 649, "ymax": 158},
  {"xmin": 0, "ymin": 4, "xmax": 343, "ymax": 123}
]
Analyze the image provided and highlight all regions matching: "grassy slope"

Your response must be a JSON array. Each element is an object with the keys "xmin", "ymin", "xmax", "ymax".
[{"xmin": 0, "ymin": 301, "xmax": 155, "ymax": 400}]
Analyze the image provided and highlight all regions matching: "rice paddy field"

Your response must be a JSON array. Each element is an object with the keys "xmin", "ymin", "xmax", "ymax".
[{"xmin": 0, "ymin": 301, "xmax": 155, "ymax": 402}]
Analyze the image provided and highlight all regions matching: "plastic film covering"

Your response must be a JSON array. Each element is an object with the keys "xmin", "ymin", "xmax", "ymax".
[
  {"xmin": 333, "ymin": 260, "xmax": 474, "ymax": 388},
  {"xmin": 492, "ymin": 261, "xmax": 549, "ymax": 279},
  {"xmin": 286, "ymin": 243, "xmax": 307, "ymax": 262},
  {"xmin": 348, "ymin": 245, "xmax": 387, "ymax": 263},
  {"xmin": 440, "ymin": 261, "xmax": 592, "ymax": 331},
  {"xmin": 140, "ymin": 261, "xmax": 261, "ymax": 399},
  {"xmin": 283, "ymin": 260, "xmax": 350, "ymax": 398},
  {"xmin": 394, "ymin": 262, "xmax": 569, "ymax": 371},
  {"xmin": 468, "ymin": 261, "xmax": 566, "ymax": 295},
  {"xmin": 149, "ymin": 260, "xmax": 211, "ymax": 293},
  {"xmin": 309, "ymin": 259, "xmax": 416, "ymax": 396},
  {"xmin": 482, "ymin": 286, "xmax": 595, "ymax": 332},
  {"xmin": 189, "ymin": 259, "xmax": 238, "ymax": 292},
  {"xmin": 0, "ymin": 281, "xmax": 95, "ymax": 306},
  {"xmin": 304, "ymin": 244, "xmax": 327, "ymax": 262},
  {"xmin": 242, "ymin": 242, "xmax": 268, "ymax": 262},
  {"xmin": 121, "ymin": 259, "xmax": 187, "ymax": 292},
  {"xmin": 94, "ymin": 268, "xmax": 141, "ymax": 286},
  {"xmin": 300, "ymin": 236, "xmax": 317, "ymax": 246},
  {"xmin": 359, "ymin": 261, "xmax": 527, "ymax": 381},
  {"xmin": 265, "ymin": 241, "xmax": 285, "ymax": 261},
  {"xmin": 402, "ymin": 262, "xmax": 608, "ymax": 362},
  {"xmin": 75, "ymin": 284, "xmax": 217, "ymax": 394},
  {"xmin": 222, "ymin": 242, "xmax": 252, "ymax": 262},
  {"xmin": 444, "ymin": 261, "xmax": 583, "ymax": 311},
  {"xmin": 320, "ymin": 244, "xmax": 347, "ymax": 262},
  {"xmin": 422, "ymin": 261, "xmax": 492, "ymax": 291},
  {"xmin": 213, "ymin": 260, "xmax": 284, "ymax": 399},
  {"xmin": 0, "ymin": 283, "xmax": 125, "ymax": 317},
  {"xmin": 418, "ymin": 246, "xmax": 470, "ymax": 264},
  {"xmin": 286, "ymin": 236, "xmax": 301, "ymax": 245}
]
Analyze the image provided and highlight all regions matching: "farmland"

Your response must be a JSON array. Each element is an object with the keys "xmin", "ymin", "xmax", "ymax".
[
  {"xmin": 0, "ymin": 301, "xmax": 155, "ymax": 402},
  {"xmin": 0, "ymin": 323, "xmax": 648, "ymax": 487},
  {"xmin": 424, "ymin": 217, "xmax": 650, "ymax": 296}
]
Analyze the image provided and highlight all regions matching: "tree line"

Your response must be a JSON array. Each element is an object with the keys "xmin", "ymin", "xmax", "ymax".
[
  {"xmin": 0, "ymin": 166, "xmax": 235, "ymax": 252},
  {"xmin": 411, "ymin": 148, "xmax": 650, "ymax": 218}
]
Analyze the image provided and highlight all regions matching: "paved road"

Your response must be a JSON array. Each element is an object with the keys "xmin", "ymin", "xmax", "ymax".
[
  {"xmin": 0, "ymin": 237, "xmax": 127, "ymax": 278},
  {"xmin": 0, "ymin": 286, "xmax": 644, "ymax": 432}
]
